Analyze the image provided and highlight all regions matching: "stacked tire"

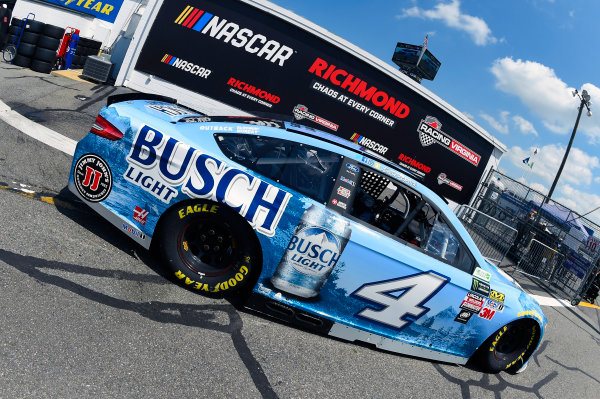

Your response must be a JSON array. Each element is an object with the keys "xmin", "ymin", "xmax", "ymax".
[
  {"xmin": 72, "ymin": 37, "xmax": 101, "ymax": 70},
  {"xmin": 6, "ymin": 18, "xmax": 63, "ymax": 74}
]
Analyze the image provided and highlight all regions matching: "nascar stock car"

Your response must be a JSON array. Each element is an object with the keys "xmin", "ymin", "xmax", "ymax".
[{"xmin": 68, "ymin": 93, "xmax": 546, "ymax": 373}]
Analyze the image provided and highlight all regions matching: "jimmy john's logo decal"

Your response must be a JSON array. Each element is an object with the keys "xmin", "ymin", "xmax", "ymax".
[
  {"xmin": 174, "ymin": 6, "xmax": 294, "ymax": 67},
  {"xmin": 293, "ymin": 105, "xmax": 339, "ymax": 131},
  {"xmin": 73, "ymin": 154, "xmax": 112, "ymax": 202},
  {"xmin": 124, "ymin": 125, "xmax": 291, "ymax": 236},
  {"xmin": 437, "ymin": 173, "xmax": 463, "ymax": 191},
  {"xmin": 161, "ymin": 54, "xmax": 212, "ymax": 79},
  {"xmin": 418, "ymin": 116, "xmax": 481, "ymax": 166}
]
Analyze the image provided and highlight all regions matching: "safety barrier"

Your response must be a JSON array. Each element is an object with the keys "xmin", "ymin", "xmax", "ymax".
[
  {"xmin": 455, "ymin": 205, "xmax": 517, "ymax": 266},
  {"xmin": 516, "ymin": 239, "xmax": 564, "ymax": 280}
]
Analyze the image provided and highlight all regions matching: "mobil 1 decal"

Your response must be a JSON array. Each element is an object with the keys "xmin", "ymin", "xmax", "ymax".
[{"xmin": 135, "ymin": 0, "xmax": 494, "ymax": 203}]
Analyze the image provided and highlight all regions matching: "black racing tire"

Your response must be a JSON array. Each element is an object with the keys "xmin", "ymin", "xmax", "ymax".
[
  {"xmin": 78, "ymin": 37, "xmax": 92, "ymax": 47},
  {"xmin": 26, "ymin": 20, "xmax": 45, "ymax": 34},
  {"xmin": 30, "ymin": 59, "xmax": 53, "ymax": 74},
  {"xmin": 37, "ymin": 35, "xmax": 61, "ymax": 51},
  {"xmin": 477, "ymin": 319, "xmax": 540, "ymax": 373},
  {"xmin": 9, "ymin": 25, "xmax": 18, "ymax": 35},
  {"xmin": 19, "ymin": 31, "xmax": 39, "ymax": 45},
  {"xmin": 16, "ymin": 42, "xmax": 36, "ymax": 57},
  {"xmin": 43, "ymin": 24, "xmax": 65, "ymax": 39},
  {"xmin": 10, "ymin": 18, "xmax": 21, "ymax": 27},
  {"xmin": 13, "ymin": 54, "xmax": 32, "ymax": 68},
  {"xmin": 157, "ymin": 200, "xmax": 261, "ymax": 295},
  {"xmin": 33, "ymin": 47, "xmax": 57, "ymax": 63}
]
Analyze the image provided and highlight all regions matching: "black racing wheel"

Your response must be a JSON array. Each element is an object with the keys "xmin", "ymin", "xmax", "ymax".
[
  {"xmin": 477, "ymin": 318, "xmax": 540, "ymax": 373},
  {"xmin": 157, "ymin": 200, "xmax": 260, "ymax": 295}
]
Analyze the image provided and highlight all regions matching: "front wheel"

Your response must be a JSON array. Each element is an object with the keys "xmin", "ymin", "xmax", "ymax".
[
  {"xmin": 157, "ymin": 200, "xmax": 260, "ymax": 295},
  {"xmin": 477, "ymin": 319, "xmax": 540, "ymax": 373},
  {"xmin": 2, "ymin": 44, "xmax": 16, "ymax": 62}
]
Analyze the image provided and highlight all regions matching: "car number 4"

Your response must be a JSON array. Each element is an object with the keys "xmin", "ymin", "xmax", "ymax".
[{"xmin": 352, "ymin": 272, "xmax": 449, "ymax": 329}]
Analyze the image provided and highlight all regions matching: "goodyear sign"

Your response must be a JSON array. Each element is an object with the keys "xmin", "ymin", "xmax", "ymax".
[{"xmin": 39, "ymin": 0, "xmax": 124, "ymax": 23}]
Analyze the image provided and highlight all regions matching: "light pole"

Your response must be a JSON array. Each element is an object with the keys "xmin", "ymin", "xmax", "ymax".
[{"xmin": 543, "ymin": 89, "xmax": 592, "ymax": 205}]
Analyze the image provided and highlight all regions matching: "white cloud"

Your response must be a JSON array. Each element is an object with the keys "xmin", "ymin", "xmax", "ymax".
[
  {"xmin": 595, "ymin": 177, "xmax": 600, "ymax": 184},
  {"xmin": 512, "ymin": 115, "xmax": 538, "ymax": 136},
  {"xmin": 397, "ymin": 0, "xmax": 497, "ymax": 46},
  {"xmin": 502, "ymin": 144, "xmax": 599, "ymax": 186},
  {"xmin": 556, "ymin": 185, "xmax": 600, "ymax": 226},
  {"xmin": 490, "ymin": 57, "xmax": 600, "ymax": 143},
  {"xmin": 480, "ymin": 112, "xmax": 509, "ymax": 134}
]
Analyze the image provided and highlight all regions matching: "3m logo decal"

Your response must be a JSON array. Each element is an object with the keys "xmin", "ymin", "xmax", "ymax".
[{"xmin": 174, "ymin": 5, "xmax": 294, "ymax": 66}]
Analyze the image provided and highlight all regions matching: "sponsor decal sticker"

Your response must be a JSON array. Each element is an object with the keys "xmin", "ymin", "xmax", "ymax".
[
  {"xmin": 293, "ymin": 104, "xmax": 339, "ymax": 131},
  {"xmin": 331, "ymin": 198, "xmax": 347, "ymax": 210},
  {"xmin": 483, "ymin": 298, "xmax": 504, "ymax": 312},
  {"xmin": 122, "ymin": 223, "xmax": 146, "ymax": 240},
  {"xmin": 454, "ymin": 310, "xmax": 474, "ymax": 324},
  {"xmin": 460, "ymin": 291, "xmax": 484, "ymax": 313},
  {"xmin": 124, "ymin": 125, "xmax": 291, "ymax": 236},
  {"xmin": 473, "ymin": 267, "xmax": 491, "ymax": 282},
  {"xmin": 417, "ymin": 116, "xmax": 481, "ymax": 166},
  {"xmin": 174, "ymin": 5, "xmax": 294, "ymax": 66},
  {"xmin": 360, "ymin": 157, "xmax": 381, "ymax": 169},
  {"xmin": 471, "ymin": 278, "xmax": 491, "ymax": 296},
  {"xmin": 73, "ymin": 154, "xmax": 112, "ymax": 202},
  {"xmin": 478, "ymin": 306, "xmax": 497, "ymax": 321},
  {"xmin": 350, "ymin": 133, "xmax": 388, "ymax": 155},
  {"xmin": 345, "ymin": 163, "xmax": 360, "ymax": 174},
  {"xmin": 133, "ymin": 206, "xmax": 149, "ymax": 225},
  {"xmin": 490, "ymin": 290, "xmax": 505, "ymax": 303},
  {"xmin": 340, "ymin": 176, "xmax": 356, "ymax": 187},
  {"xmin": 437, "ymin": 173, "xmax": 463, "ymax": 191},
  {"xmin": 160, "ymin": 54, "xmax": 212, "ymax": 78},
  {"xmin": 337, "ymin": 186, "xmax": 351, "ymax": 198},
  {"xmin": 178, "ymin": 116, "xmax": 212, "ymax": 123}
]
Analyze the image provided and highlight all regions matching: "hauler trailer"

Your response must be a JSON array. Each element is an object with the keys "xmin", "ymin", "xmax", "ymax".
[{"xmin": 116, "ymin": 0, "xmax": 506, "ymax": 205}]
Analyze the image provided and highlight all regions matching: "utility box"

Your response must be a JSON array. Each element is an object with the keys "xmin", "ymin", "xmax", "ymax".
[{"xmin": 81, "ymin": 55, "xmax": 113, "ymax": 83}]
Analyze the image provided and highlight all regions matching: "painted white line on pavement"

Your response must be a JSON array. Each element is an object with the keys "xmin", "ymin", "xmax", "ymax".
[
  {"xmin": 0, "ymin": 100, "xmax": 76, "ymax": 155},
  {"xmin": 530, "ymin": 294, "xmax": 573, "ymax": 308}
]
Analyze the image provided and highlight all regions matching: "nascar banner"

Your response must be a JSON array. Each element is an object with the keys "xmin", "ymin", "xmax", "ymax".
[{"xmin": 134, "ymin": 0, "xmax": 495, "ymax": 203}]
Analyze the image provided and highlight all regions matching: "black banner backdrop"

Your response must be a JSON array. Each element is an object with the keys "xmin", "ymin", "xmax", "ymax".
[{"xmin": 134, "ymin": 0, "xmax": 495, "ymax": 203}]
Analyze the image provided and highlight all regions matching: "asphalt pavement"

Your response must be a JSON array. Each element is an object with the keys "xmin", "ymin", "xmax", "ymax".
[{"xmin": 0, "ymin": 62, "xmax": 599, "ymax": 399}]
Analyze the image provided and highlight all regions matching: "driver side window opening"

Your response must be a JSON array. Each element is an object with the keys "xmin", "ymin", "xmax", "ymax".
[{"xmin": 349, "ymin": 167, "xmax": 473, "ymax": 272}]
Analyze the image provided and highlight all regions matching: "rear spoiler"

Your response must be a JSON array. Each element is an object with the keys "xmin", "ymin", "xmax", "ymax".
[{"xmin": 107, "ymin": 93, "xmax": 177, "ymax": 107}]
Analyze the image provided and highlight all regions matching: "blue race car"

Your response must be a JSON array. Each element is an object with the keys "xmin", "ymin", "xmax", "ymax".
[{"xmin": 68, "ymin": 94, "xmax": 546, "ymax": 373}]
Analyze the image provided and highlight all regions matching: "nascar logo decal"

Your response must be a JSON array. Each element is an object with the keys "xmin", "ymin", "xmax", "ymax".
[
  {"xmin": 350, "ymin": 133, "xmax": 388, "ymax": 155},
  {"xmin": 161, "ymin": 54, "xmax": 212, "ymax": 78},
  {"xmin": 174, "ymin": 5, "xmax": 294, "ymax": 67},
  {"xmin": 417, "ymin": 116, "xmax": 481, "ymax": 166}
]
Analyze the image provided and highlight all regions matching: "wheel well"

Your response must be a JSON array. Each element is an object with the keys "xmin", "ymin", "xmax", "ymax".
[
  {"xmin": 470, "ymin": 317, "xmax": 542, "ymax": 373},
  {"xmin": 151, "ymin": 198, "xmax": 264, "ymax": 290}
]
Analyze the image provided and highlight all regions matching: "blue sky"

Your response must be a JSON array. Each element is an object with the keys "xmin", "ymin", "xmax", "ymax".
[{"xmin": 270, "ymin": 0, "xmax": 600, "ymax": 224}]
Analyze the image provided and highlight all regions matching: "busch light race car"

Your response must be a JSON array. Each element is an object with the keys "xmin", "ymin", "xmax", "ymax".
[{"xmin": 68, "ymin": 94, "xmax": 546, "ymax": 373}]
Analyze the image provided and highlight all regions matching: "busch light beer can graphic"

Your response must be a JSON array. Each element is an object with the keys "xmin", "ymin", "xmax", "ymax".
[{"xmin": 271, "ymin": 205, "xmax": 351, "ymax": 298}]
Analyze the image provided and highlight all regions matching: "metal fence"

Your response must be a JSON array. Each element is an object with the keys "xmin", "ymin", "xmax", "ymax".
[
  {"xmin": 466, "ymin": 169, "xmax": 600, "ymax": 303},
  {"xmin": 455, "ymin": 205, "xmax": 517, "ymax": 266}
]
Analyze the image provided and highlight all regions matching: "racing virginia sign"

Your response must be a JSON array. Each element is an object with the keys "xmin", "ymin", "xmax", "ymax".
[{"xmin": 134, "ymin": 0, "xmax": 495, "ymax": 203}]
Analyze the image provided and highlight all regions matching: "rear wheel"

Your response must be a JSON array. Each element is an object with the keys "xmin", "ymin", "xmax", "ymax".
[
  {"xmin": 477, "ymin": 319, "xmax": 540, "ymax": 373},
  {"xmin": 157, "ymin": 200, "xmax": 260, "ymax": 295}
]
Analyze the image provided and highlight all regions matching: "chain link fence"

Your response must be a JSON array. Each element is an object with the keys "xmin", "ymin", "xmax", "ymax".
[
  {"xmin": 455, "ymin": 205, "xmax": 517, "ymax": 266},
  {"xmin": 465, "ymin": 169, "xmax": 600, "ymax": 304}
]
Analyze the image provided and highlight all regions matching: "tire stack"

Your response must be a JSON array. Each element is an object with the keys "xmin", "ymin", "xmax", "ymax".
[
  {"xmin": 6, "ymin": 18, "xmax": 63, "ymax": 74},
  {"xmin": 72, "ymin": 37, "xmax": 102, "ymax": 70}
]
